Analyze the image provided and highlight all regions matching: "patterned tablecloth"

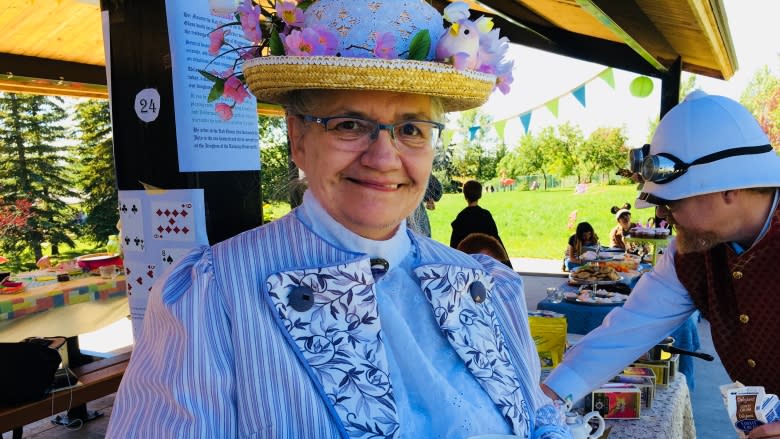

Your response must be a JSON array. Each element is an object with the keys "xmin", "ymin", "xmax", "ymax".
[
  {"xmin": 604, "ymin": 373, "xmax": 696, "ymax": 439},
  {"xmin": 0, "ymin": 273, "xmax": 126, "ymax": 321}
]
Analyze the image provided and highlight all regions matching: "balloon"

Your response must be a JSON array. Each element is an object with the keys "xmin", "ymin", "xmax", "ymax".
[{"xmin": 630, "ymin": 76, "xmax": 654, "ymax": 98}]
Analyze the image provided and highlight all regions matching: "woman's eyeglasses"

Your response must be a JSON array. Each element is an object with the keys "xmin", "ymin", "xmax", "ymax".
[
  {"xmin": 300, "ymin": 115, "xmax": 444, "ymax": 151},
  {"xmin": 640, "ymin": 144, "xmax": 773, "ymax": 184}
]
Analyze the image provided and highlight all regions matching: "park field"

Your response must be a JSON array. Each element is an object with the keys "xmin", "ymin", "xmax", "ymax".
[{"xmin": 428, "ymin": 184, "xmax": 647, "ymax": 259}]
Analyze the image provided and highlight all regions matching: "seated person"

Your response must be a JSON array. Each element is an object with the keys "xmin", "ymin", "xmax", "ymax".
[
  {"xmin": 565, "ymin": 222, "xmax": 598, "ymax": 271},
  {"xmin": 457, "ymin": 232, "xmax": 513, "ymax": 269},
  {"xmin": 609, "ymin": 203, "xmax": 638, "ymax": 250},
  {"xmin": 450, "ymin": 180, "xmax": 505, "ymax": 250}
]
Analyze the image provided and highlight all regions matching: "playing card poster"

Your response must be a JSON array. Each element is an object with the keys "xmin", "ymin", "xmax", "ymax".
[
  {"xmin": 164, "ymin": 0, "xmax": 261, "ymax": 172},
  {"xmin": 118, "ymin": 189, "xmax": 209, "ymax": 340}
]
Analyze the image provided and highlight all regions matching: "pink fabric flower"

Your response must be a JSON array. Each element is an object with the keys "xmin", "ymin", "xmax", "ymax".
[
  {"xmin": 495, "ymin": 60, "xmax": 514, "ymax": 94},
  {"xmin": 374, "ymin": 32, "xmax": 397, "ymax": 59},
  {"xmin": 238, "ymin": 0, "xmax": 262, "ymax": 43},
  {"xmin": 215, "ymin": 103, "xmax": 233, "ymax": 121},
  {"xmin": 285, "ymin": 28, "xmax": 328, "ymax": 56},
  {"xmin": 223, "ymin": 75, "xmax": 249, "ymax": 104},
  {"xmin": 312, "ymin": 26, "xmax": 338, "ymax": 55},
  {"xmin": 276, "ymin": 1, "xmax": 304, "ymax": 27},
  {"xmin": 208, "ymin": 28, "xmax": 229, "ymax": 56}
]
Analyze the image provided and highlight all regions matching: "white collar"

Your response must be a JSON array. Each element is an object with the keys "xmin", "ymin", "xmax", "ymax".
[{"xmin": 297, "ymin": 190, "xmax": 411, "ymax": 270}]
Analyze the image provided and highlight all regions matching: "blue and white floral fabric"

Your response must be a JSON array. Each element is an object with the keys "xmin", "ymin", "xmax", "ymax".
[
  {"xmin": 267, "ymin": 262, "xmax": 399, "ymax": 438},
  {"xmin": 417, "ymin": 264, "xmax": 531, "ymax": 435}
]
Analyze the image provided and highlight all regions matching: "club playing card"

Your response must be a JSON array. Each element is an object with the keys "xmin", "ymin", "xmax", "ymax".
[
  {"xmin": 151, "ymin": 201, "xmax": 195, "ymax": 242},
  {"xmin": 118, "ymin": 198, "xmax": 145, "ymax": 252}
]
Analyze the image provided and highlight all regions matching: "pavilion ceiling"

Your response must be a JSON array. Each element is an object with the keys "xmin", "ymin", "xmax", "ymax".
[{"xmin": 0, "ymin": 0, "xmax": 736, "ymax": 99}]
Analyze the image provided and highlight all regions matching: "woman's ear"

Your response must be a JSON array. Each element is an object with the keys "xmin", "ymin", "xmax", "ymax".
[{"xmin": 287, "ymin": 114, "xmax": 306, "ymax": 167}]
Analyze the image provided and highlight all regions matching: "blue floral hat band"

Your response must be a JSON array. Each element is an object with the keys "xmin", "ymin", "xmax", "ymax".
[{"xmin": 242, "ymin": 55, "xmax": 496, "ymax": 112}]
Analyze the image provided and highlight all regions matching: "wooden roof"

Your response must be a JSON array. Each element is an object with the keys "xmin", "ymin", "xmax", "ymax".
[{"xmin": 0, "ymin": 0, "xmax": 736, "ymax": 99}]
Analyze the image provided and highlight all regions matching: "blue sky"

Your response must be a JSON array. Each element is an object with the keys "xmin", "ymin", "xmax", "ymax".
[{"xmin": 479, "ymin": 0, "xmax": 780, "ymax": 147}]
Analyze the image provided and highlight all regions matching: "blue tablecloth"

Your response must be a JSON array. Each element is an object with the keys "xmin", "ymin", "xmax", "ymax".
[{"xmin": 536, "ymin": 296, "xmax": 701, "ymax": 390}]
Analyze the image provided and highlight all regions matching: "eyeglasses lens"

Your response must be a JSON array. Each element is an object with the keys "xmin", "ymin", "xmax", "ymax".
[{"xmin": 323, "ymin": 117, "xmax": 440, "ymax": 150}]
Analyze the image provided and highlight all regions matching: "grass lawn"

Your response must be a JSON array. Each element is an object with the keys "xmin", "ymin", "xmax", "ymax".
[{"xmin": 428, "ymin": 184, "xmax": 648, "ymax": 259}]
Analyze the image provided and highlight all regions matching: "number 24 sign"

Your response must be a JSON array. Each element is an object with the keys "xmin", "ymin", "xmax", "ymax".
[{"xmin": 134, "ymin": 88, "xmax": 161, "ymax": 123}]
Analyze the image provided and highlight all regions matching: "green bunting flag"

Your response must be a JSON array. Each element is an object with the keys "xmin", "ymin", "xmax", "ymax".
[
  {"xmin": 598, "ymin": 68, "xmax": 615, "ymax": 89},
  {"xmin": 494, "ymin": 119, "xmax": 507, "ymax": 143},
  {"xmin": 545, "ymin": 98, "xmax": 559, "ymax": 118}
]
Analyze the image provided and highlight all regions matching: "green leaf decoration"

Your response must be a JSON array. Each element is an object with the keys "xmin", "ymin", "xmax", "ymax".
[
  {"xmin": 298, "ymin": 0, "xmax": 315, "ymax": 11},
  {"xmin": 407, "ymin": 30, "xmax": 431, "ymax": 61},
  {"xmin": 270, "ymin": 28, "xmax": 285, "ymax": 56},
  {"xmin": 198, "ymin": 70, "xmax": 220, "ymax": 82},
  {"xmin": 207, "ymin": 79, "xmax": 225, "ymax": 103}
]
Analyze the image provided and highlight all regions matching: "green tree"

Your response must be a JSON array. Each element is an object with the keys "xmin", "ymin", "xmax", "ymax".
[
  {"xmin": 579, "ymin": 127, "xmax": 629, "ymax": 182},
  {"xmin": 73, "ymin": 99, "xmax": 118, "ymax": 244},
  {"xmin": 741, "ymin": 64, "xmax": 780, "ymax": 150},
  {"xmin": 551, "ymin": 122, "xmax": 584, "ymax": 181},
  {"xmin": 506, "ymin": 128, "xmax": 557, "ymax": 189},
  {"xmin": 258, "ymin": 115, "xmax": 292, "ymax": 203},
  {"xmin": 432, "ymin": 140, "xmax": 457, "ymax": 192},
  {"xmin": 450, "ymin": 109, "xmax": 500, "ymax": 181},
  {"xmin": 0, "ymin": 93, "xmax": 76, "ymax": 260}
]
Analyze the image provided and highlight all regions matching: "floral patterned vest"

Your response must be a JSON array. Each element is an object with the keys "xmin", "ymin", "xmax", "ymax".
[{"xmin": 675, "ymin": 206, "xmax": 780, "ymax": 394}]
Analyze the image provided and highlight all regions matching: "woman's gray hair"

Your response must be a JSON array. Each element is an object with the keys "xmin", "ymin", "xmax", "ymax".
[{"xmin": 284, "ymin": 90, "xmax": 446, "ymax": 122}]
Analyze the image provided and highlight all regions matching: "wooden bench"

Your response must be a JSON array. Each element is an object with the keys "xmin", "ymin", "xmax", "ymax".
[{"xmin": 0, "ymin": 350, "xmax": 131, "ymax": 439}]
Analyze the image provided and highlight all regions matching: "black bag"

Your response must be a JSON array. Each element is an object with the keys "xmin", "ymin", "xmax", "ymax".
[{"xmin": 0, "ymin": 340, "xmax": 62, "ymax": 405}]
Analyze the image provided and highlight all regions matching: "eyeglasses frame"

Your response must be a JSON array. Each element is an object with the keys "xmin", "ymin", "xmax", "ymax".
[{"xmin": 299, "ymin": 114, "xmax": 445, "ymax": 150}]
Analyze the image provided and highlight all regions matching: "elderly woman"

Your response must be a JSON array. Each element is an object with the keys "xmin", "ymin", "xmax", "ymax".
[{"xmin": 107, "ymin": 1, "xmax": 570, "ymax": 438}]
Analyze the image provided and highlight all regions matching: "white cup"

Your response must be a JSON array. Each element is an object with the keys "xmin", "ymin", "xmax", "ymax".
[{"xmin": 99, "ymin": 265, "xmax": 120, "ymax": 279}]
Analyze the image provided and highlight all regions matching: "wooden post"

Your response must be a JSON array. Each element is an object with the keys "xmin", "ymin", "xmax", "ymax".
[{"xmin": 100, "ymin": 0, "xmax": 261, "ymax": 244}]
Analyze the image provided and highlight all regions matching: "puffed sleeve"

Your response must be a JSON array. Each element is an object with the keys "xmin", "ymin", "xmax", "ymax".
[{"xmin": 106, "ymin": 246, "xmax": 237, "ymax": 438}]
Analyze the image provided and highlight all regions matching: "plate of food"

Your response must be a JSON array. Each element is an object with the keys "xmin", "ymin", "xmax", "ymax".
[
  {"xmin": 565, "ymin": 290, "xmax": 629, "ymax": 305},
  {"xmin": 568, "ymin": 264, "xmax": 623, "ymax": 285}
]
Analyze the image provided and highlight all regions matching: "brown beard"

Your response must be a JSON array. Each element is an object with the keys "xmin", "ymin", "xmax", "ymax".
[{"xmin": 674, "ymin": 226, "xmax": 720, "ymax": 254}]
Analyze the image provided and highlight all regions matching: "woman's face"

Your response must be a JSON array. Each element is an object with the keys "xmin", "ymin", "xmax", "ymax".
[
  {"xmin": 288, "ymin": 89, "xmax": 435, "ymax": 240},
  {"xmin": 582, "ymin": 230, "xmax": 593, "ymax": 241}
]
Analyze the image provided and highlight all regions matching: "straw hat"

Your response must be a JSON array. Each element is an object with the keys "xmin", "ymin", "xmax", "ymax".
[{"xmin": 239, "ymin": 0, "xmax": 511, "ymax": 112}]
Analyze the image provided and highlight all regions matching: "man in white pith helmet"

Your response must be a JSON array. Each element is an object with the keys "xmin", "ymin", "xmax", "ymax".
[{"xmin": 542, "ymin": 90, "xmax": 780, "ymax": 438}]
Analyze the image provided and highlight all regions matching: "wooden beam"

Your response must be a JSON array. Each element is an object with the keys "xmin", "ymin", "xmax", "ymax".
[
  {"xmin": 0, "ymin": 75, "xmax": 108, "ymax": 99},
  {"xmin": 575, "ymin": 0, "xmax": 677, "ymax": 72},
  {"xmin": 0, "ymin": 54, "xmax": 106, "ymax": 85}
]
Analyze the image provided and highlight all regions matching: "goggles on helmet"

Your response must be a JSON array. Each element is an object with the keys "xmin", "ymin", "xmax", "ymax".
[{"xmin": 640, "ymin": 144, "xmax": 773, "ymax": 184}]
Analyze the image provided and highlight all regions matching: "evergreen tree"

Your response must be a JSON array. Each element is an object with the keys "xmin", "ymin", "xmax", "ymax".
[
  {"xmin": 73, "ymin": 99, "xmax": 119, "ymax": 244},
  {"xmin": 0, "ymin": 93, "xmax": 76, "ymax": 260}
]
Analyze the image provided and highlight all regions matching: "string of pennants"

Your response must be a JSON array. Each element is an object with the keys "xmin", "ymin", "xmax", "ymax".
[{"xmin": 441, "ymin": 67, "xmax": 622, "ymax": 147}]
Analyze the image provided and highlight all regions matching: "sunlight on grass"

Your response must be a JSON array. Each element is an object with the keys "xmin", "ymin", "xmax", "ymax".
[{"xmin": 428, "ymin": 184, "xmax": 643, "ymax": 259}]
